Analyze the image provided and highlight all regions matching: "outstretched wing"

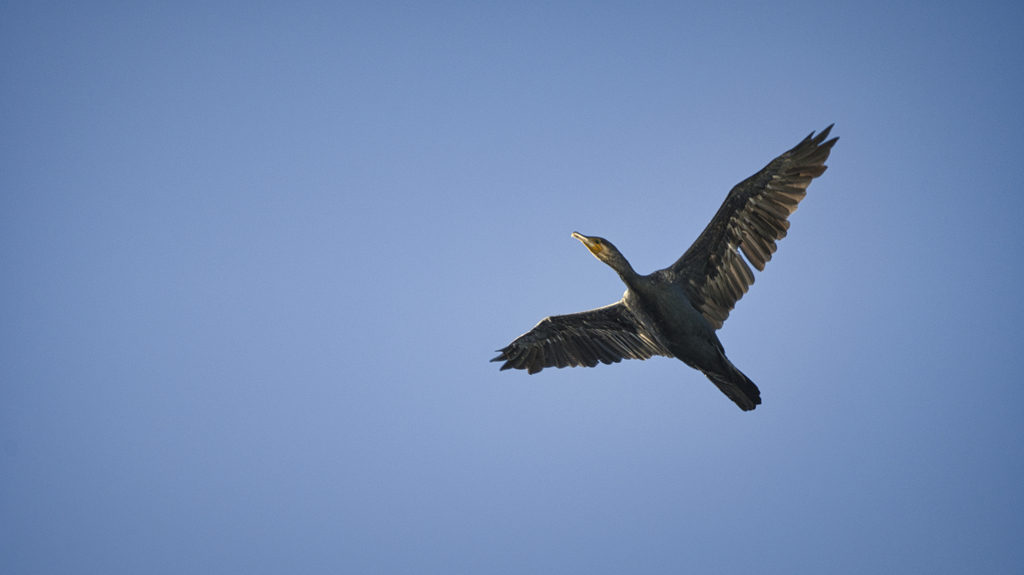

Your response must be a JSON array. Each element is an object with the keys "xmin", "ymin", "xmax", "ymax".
[
  {"xmin": 491, "ymin": 301, "xmax": 671, "ymax": 374},
  {"xmin": 666, "ymin": 125, "xmax": 838, "ymax": 329}
]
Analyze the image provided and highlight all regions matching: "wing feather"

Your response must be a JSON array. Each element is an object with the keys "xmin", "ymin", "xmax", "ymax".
[
  {"xmin": 491, "ymin": 301, "xmax": 671, "ymax": 374},
  {"xmin": 667, "ymin": 126, "xmax": 838, "ymax": 329}
]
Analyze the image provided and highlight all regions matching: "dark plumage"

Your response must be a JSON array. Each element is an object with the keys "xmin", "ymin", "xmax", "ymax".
[{"xmin": 492, "ymin": 126, "xmax": 838, "ymax": 411}]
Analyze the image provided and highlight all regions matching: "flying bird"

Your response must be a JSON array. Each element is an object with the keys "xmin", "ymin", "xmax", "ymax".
[{"xmin": 491, "ymin": 126, "xmax": 838, "ymax": 411}]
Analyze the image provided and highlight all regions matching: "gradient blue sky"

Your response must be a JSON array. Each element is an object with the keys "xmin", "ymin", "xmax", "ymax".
[{"xmin": 2, "ymin": 1, "xmax": 1022, "ymax": 573}]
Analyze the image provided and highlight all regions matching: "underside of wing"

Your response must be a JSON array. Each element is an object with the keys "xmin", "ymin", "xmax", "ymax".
[
  {"xmin": 668, "ymin": 125, "xmax": 838, "ymax": 329},
  {"xmin": 491, "ymin": 301, "xmax": 671, "ymax": 374}
]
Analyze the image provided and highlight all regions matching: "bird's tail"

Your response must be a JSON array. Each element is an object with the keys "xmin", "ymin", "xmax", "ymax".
[{"xmin": 703, "ymin": 358, "xmax": 762, "ymax": 412}]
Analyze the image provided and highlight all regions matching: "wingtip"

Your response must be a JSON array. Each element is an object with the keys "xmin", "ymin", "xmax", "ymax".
[{"xmin": 810, "ymin": 124, "xmax": 834, "ymax": 145}]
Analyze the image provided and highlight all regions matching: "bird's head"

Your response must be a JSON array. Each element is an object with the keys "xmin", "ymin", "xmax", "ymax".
[{"xmin": 571, "ymin": 232, "xmax": 635, "ymax": 277}]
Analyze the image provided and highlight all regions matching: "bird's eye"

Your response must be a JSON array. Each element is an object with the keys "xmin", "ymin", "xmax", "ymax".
[{"xmin": 594, "ymin": 239, "xmax": 602, "ymax": 245}]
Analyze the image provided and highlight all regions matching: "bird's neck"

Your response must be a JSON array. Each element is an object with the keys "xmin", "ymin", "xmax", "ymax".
[{"xmin": 613, "ymin": 262, "xmax": 640, "ymax": 287}]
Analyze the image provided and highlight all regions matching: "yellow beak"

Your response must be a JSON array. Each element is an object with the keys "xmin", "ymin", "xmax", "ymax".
[{"xmin": 571, "ymin": 232, "xmax": 603, "ymax": 256}]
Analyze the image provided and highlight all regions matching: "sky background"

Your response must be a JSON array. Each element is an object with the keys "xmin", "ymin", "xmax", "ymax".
[{"xmin": 2, "ymin": 1, "xmax": 1023, "ymax": 573}]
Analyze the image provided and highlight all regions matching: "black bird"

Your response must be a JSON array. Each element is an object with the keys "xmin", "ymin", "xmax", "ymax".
[{"xmin": 491, "ymin": 126, "xmax": 838, "ymax": 410}]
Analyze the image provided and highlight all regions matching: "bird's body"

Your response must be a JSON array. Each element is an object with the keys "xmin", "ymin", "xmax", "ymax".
[{"xmin": 492, "ymin": 126, "xmax": 838, "ymax": 411}]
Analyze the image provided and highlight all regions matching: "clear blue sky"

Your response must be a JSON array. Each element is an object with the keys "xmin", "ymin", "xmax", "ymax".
[{"xmin": 2, "ymin": 1, "xmax": 1022, "ymax": 573}]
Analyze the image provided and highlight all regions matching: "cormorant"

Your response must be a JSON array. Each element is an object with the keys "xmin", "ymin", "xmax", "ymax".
[{"xmin": 491, "ymin": 126, "xmax": 838, "ymax": 411}]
